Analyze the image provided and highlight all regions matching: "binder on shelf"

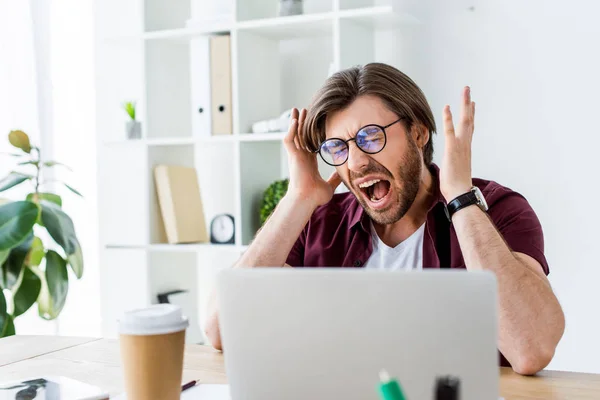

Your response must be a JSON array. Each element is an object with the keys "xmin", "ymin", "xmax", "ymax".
[
  {"xmin": 210, "ymin": 35, "xmax": 233, "ymax": 135},
  {"xmin": 154, "ymin": 165, "xmax": 209, "ymax": 244},
  {"xmin": 190, "ymin": 37, "xmax": 212, "ymax": 139}
]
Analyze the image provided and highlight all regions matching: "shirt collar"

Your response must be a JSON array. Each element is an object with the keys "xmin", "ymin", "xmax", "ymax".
[{"xmin": 348, "ymin": 163, "xmax": 446, "ymax": 231}]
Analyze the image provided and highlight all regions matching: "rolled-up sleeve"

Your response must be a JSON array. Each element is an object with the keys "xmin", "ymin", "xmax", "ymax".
[{"xmin": 488, "ymin": 189, "xmax": 549, "ymax": 275}]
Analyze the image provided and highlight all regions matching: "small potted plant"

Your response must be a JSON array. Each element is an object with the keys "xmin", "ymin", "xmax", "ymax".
[
  {"xmin": 260, "ymin": 178, "xmax": 289, "ymax": 226},
  {"xmin": 123, "ymin": 101, "xmax": 141, "ymax": 139}
]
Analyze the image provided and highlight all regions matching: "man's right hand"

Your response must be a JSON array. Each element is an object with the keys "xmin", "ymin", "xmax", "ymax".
[{"xmin": 284, "ymin": 108, "xmax": 342, "ymax": 208}]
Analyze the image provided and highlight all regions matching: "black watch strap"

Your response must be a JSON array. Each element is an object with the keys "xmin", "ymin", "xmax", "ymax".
[{"xmin": 447, "ymin": 191, "xmax": 478, "ymax": 219}]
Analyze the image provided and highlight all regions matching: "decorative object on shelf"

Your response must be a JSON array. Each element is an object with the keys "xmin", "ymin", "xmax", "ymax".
[
  {"xmin": 279, "ymin": 0, "xmax": 303, "ymax": 16},
  {"xmin": 251, "ymin": 109, "xmax": 293, "ymax": 134},
  {"xmin": 0, "ymin": 130, "xmax": 84, "ymax": 337},
  {"xmin": 123, "ymin": 101, "xmax": 141, "ymax": 139},
  {"xmin": 260, "ymin": 179, "xmax": 289, "ymax": 226},
  {"xmin": 210, "ymin": 214, "xmax": 235, "ymax": 245},
  {"xmin": 154, "ymin": 165, "xmax": 208, "ymax": 244}
]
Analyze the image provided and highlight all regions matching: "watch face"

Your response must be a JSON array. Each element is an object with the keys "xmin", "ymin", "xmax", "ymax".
[
  {"xmin": 212, "ymin": 215, "xmax": 234, "ymax": 243},
  {"xmin": 472, "ymin": 186, "xmax": 489, "ymax": 211}
]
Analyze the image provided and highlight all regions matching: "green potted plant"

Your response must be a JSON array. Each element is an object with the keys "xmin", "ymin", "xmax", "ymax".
[
  {"xmin": 123, "ymin": 101, "xmax": 141, "ymax": 139},
  {"xmin": 259, "ymin": 178, "xmax": 289, "ymax": 226},
  {"xmin": 0, "ymin": 130, "xmax": 83, "ymax": 337}
]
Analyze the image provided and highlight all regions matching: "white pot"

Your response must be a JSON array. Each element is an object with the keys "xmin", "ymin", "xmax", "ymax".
[{"xmin": 126, "ymin": 121, "xmax": 142, "ymax": 139}]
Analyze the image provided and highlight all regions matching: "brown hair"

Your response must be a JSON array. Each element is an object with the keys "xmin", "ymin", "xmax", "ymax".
[{"xmin": 303, "ymin": 63, "xmax": 437, "ymax": 165}]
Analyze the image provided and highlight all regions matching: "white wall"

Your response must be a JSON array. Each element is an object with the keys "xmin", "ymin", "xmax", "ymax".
[{"xmin": 404, "ymin": 0, "xmax": 599, "ymax": 373}]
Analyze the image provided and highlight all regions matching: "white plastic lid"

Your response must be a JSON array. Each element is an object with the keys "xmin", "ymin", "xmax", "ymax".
[{"xmin": 118, "ymin": 304, "xmax": 189, "ymax": 336}]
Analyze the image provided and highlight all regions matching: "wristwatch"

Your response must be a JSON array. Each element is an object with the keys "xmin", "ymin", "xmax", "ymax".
[{"xmin": 447, "ymin": 186, "xmax": 489, "ymax": 219}]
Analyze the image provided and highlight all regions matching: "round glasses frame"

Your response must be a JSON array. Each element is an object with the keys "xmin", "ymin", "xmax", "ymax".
[{"xmin": 314, "ymin": 117, "xmax": 405, "ymax": 166}]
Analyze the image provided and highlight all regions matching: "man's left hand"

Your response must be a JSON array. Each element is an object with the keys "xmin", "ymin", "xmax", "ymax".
[{"xmin": 439, "ymin": 86, "xmax": 476, "ymax": 202}]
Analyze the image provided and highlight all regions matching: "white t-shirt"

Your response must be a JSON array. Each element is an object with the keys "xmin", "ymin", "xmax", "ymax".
[{"xmin": 363, "ymin": 222, "xmax": 426, "ymax": 270}]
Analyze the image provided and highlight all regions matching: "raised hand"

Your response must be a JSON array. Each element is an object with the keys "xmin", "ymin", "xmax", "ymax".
[
  {"xmin": 440, "ymin": 86, "xmax": 476, "ymax": 202},
  {"xmin": 283, "ymin": 108, "xmax": 341, "ymax": 208}
]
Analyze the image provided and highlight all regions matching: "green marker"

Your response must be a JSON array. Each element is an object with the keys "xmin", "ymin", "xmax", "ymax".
[{"xmin": 377, "ymin": 369, "xmax": 406, "ymax": 400}]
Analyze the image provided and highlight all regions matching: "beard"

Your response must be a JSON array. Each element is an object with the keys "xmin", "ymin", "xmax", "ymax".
[{"xmin": 347, "ymin": 140, "xmax": 422, "ymax": 225}]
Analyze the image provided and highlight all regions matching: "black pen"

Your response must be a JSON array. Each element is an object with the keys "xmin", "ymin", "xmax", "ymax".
[{"xmin": 181, "ymin": 380, "xmax": 199, "ymax": 392}]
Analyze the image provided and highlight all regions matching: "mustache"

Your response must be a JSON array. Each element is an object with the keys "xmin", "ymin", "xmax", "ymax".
[{"xmin": 349, "ymin": 161, "xmax": 393, "ymax": 183}]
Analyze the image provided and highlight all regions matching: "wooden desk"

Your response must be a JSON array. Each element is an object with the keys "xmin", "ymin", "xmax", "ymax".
[{"xmin": 0, "ymin": 336, "xmax": 598, "ymax": 399}]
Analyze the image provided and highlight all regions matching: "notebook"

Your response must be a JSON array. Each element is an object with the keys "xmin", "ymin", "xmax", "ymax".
[
  {"xmin": 153, "ymin": 164, "xmax": 209, "ymax": 244},
  {"xmin": 0, "ymin": 376, "xmax": 108, "ymax": 400}
]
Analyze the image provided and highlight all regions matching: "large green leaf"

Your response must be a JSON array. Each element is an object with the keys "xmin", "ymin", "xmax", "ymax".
[
  {"xmin": 0, "ymin": 233, "xmax": 34, "ymax": 289},
  {"xmin": 0, "ymin": 289, "xmax": 14, "ymax": 337},
  {"xmin": 8, "ymin": 130, "xmax": 31, "ymax": 153},
  {"xmin": 26, "ymin": 192, "xmax": 62, "ymax": 207},
  {"xmin": 42, "ymin": 250, "xmax": 68, "ymax": 319},
  {"xmin": 40, "ymin": 201, "xmax": 78, "ymax": 255},
  {"xmin": 67, "ymin": 240, "xmax": 83, "ymax": 279},
  {"xmin": 25, "ymin": 236, "xmax": 44, "ymax": 267},
  {"xmin": 1, "ymin": 315, "xmax": 15, "ymax": 337},
  {"xmin": 12, "ymin": 266, "xmax": 41, "ymax": 317},
  {"xmin": 0, "ymin": 201, "xmax": 38, "ymax": 251},
  {"xmin": 0, "ymin": 289, "xmax": 7, "ymax": 333},
  {"xmin": 0, "ymin": 172, "xmax": 33, "ymax": 193},
  {"xmin": 32, "ymin": 266, "xmax": 51, "ymax": 319},
  {"xmin": 0, "ymin": 249, "xmax": 9, "ymax": 265}
]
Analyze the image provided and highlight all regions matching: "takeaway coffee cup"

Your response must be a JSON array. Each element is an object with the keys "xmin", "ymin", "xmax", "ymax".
[{"xmin": 119, "ymin": 304, "xmax": 189, "ymax": 400}]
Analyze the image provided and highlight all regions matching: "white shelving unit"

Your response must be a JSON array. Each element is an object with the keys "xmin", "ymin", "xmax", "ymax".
[{"xmin": 95, "ymin": 0, "xmax": 421, "ymax": 342}]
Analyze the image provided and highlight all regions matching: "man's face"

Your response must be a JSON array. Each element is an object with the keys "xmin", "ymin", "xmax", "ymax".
[{"xmin": 325, "ymin": 95, "xmax": 423, "ymax": 225}]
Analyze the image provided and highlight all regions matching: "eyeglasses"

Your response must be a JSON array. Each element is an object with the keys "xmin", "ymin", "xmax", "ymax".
[{"xmin": 315, "ymin": 118, "xmax": 405, "ymax": 166}]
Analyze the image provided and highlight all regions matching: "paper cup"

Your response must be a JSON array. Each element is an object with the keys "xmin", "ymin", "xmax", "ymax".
[{"xmin": 119, "ymin": 304, "xmax": 189, "ymax": 400}]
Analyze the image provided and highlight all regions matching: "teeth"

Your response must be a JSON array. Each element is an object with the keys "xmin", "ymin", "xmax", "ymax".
[{"xmin": 359, "ymin": 179, "xmax": 381, "ymax": 188}]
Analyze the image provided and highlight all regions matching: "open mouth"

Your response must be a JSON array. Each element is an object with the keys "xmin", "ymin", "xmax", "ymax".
[{"xmin": 358, "ymin": 178, "xmax": 391, "ymax": 207}]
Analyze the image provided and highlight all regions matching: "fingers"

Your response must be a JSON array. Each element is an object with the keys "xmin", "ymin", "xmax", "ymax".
[
  {"xmin": 297, "ymin": 108, "xmax": 308, "ymax": 150},
  {"xmin": 447, "ymin": 86, "xmax": 475, "ymax": 140},
  {"xmin": 285, "ymin": 108, "xmax": 311, "ymax": 153},
  {"xmin": 443, "ymin": 105, "xmax": 455, "ymax": 137},
  {"xmin": 462, "ymin": 86, "xmax": 471, "ymax": 111},
  {"xmin": 459, "ymin": 86, "xmax": 474, "ymax": 137},
  {"xmin": 327, "ymin": 170, "xmax": 342, "ymax": 191},
  {"xmin": 284, "ymin": 108, "xmax": 299, "ymax": 152}
]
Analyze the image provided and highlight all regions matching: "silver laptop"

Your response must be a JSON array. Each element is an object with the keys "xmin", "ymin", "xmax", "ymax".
[{"xmin": 217, "ymin": 269, "xmax": 498, "ymax": 400}]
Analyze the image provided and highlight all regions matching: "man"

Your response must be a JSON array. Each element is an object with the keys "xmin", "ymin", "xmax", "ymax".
[{"xmin": 205, "ymin": 63, "xmax": 565, "ymax": 375}]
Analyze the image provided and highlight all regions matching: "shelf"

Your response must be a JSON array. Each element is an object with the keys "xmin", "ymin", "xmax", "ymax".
[
  {"xmin": 104, "ymin": 133, "xmax": 287, "ymax": 146},
  {"xmin": 199, "ymin": 132, "xmax": 287, "ymax": 142},
  {"xmin": 146, "ymin": 137, "xmax": 195, "ymax": 146},
  {"xmin": 103, "ymin": 137, "xmax": 195, "ymax": 146},
  {"xmin": 339, "ymin": 6, "xmax": 420, "ymax": 28},
  {"xmin": 142, "ymin": 24, "xmax": 232, "ymax": 41},
  {"xmin": 238, "ymin": 132, "xmax": 287, "ymax": 142},
  {"xmin": 106, "ymin": 243, "xmax": 247, "ymax": 252},
  {"xmin": 236, "ymin": 12, "xmax": 334, "ymax": 39}
]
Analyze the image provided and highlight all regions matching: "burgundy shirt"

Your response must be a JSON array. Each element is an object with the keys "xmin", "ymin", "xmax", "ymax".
[{"xmin": 286, "ymin": 164, "xmax": 549, "ymax": 366}]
